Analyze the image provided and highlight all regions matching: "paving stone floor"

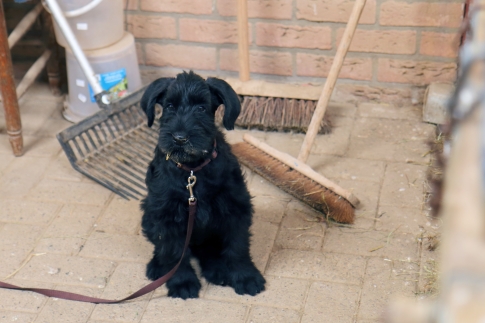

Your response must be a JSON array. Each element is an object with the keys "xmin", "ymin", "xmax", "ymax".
[{"xmin": 0, "ymin": 83, "xmax": 441, "ymax": 323}]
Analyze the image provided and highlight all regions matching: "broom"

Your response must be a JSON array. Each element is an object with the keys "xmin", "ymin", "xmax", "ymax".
[
  {"xmin": 214, "ymin": 0, "xmax": 331, "ymax": 134},
  {"xmin": 232, "ymin": 0, "xmax": 366, "ymax": 223}
]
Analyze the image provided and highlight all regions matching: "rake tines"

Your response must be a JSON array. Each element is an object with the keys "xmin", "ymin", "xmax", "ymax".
[{"xmin": 57, "ymin": 86, "xmax": 158, "ymax": 200}]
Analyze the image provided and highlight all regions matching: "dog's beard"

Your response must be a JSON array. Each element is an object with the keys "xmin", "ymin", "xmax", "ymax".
[{"xmin": 160, "ymin": 142, "xmax": 209, "ymax": 164}]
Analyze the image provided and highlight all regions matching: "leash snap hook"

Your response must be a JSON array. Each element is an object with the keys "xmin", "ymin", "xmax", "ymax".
[{"xmin": 186, "ymin": 170, "xmax": 197, "ymax": 203}]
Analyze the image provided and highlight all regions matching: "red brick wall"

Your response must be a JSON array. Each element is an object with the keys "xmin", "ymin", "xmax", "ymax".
[{"xmin": 125, "ymin": 0, "xmax": 463, "ymax": 104}]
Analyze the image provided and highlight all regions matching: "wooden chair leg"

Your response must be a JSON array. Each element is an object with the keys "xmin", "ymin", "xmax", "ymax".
[{"xmin": 0, "ymin": 1, "xmax": 23, "ymax": 156}]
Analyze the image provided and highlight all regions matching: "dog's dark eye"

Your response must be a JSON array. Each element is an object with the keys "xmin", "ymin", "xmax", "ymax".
[
  {"xmin": 165, "ymin": 103, "xmax": 174, "ymax": 110},
  {"xmin": 198, "ymin": 106, "xmax": 206, "ymax": 112}
]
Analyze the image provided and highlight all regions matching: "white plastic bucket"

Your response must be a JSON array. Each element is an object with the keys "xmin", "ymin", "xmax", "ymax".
[
  {"xmin": 51, "ymin": 0, "xmax": 124, "ymax": 50},
  {"xmin": 63, "ymin": 32, "xmax": 142, "ymax": 122}
]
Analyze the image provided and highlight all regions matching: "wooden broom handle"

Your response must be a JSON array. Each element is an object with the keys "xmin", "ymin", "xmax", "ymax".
[
  {"xmin": 237, "ymin": 0, "xmax": 250, "ymax": 81},
  {"xmin": 298, "ymin": 0, "xmax": 366, "ymax": 162}
]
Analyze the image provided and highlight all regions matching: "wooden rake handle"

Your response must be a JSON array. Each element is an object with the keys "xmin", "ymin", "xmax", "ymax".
[{"xmin": 298, "ymin": 0, "xmax": 367, "ymax": 163}]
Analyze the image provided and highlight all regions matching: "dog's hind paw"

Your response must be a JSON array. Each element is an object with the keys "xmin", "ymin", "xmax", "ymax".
[
  {"xmin": 202, "ymin": 263, "xmax": 229, "ymax": 286},
  {"xmin": 230, "ymin": 268, "xmax": 266, "ymax": 296},
  {"xmin": 167, "ymin": 280, "xmax": 201, "ymax": 299}
]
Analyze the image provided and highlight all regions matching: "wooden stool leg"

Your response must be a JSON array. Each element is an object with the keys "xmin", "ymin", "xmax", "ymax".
[
  {"xmin": 42, "ymin": 10, "xmax": 62, "ymax": 96},
  {"xmin": 0, "ymin": 1, "xmax": 23, "ymax": 156}
]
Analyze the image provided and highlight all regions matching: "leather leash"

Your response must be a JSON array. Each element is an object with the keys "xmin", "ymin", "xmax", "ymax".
[{"xmin": 0, "ymin": 144, "xmax": 219, "ymax": 303}]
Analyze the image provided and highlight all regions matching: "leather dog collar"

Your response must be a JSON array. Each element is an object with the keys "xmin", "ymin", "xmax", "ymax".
[{"xmin": 168, "ymin": 140, "xmax": 218, "ymax": 172}]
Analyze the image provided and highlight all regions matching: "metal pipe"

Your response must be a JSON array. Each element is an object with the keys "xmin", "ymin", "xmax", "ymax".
[{"xmin": 44, "ymin": 0, "xmax": 103, "ymax": 95}]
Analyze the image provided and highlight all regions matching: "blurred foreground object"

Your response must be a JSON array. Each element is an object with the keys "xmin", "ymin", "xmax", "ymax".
[{"xmin": 386, "ymin": 2, "xmax": 485, "ymax": 322}]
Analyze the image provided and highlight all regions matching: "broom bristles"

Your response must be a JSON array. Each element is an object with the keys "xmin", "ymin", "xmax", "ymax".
[
  {"xmin": 232, "ymin": 142, "xmax": 355, "ymax": 224},
  {"xmin": 216, "ymin": 96, "xmax": 332, "ymax": 134}
]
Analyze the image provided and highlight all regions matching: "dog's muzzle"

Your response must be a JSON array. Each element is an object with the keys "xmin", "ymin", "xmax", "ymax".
[{"xmin": 172, "ymin": 133, "xmax": 188, "ymax": 145}]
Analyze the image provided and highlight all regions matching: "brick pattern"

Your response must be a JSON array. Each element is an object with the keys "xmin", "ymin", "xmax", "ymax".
[
  {"xmin": 296, "ymin": 54, "xmax": 373, "ymax": 80},
  {"xmin": 336, "ymin": 29, "xmax": 417, "ymax": 55},
  {"xmin": 180, "ymin": 19, "xmax": 245, "ymax": 44},
  {"xmin": 220, "ymin": 49, "xmax": 293, "ymax": 76},
  {"xmin": 420, "ymin": 32, "xmax": 460, "ymax": 58},
  {"xmin": 380, "ymin": 1, "xmax": 464, "ymax": 27},
  {"xmin": 377, "ymin": 59, "xmax": 457, "ymax": 85},
  {"xmin": 218, "ymin": 0, "xmax": 293, "ymax": 19},
  {"xmin": 129, "ymin": 0, "xmax": 462, "ymax": 97},
  {"xmin": 140, "ymin": 0, "xmax": 212, "ymax": 14},
  {"xmin": 256, "ymin": 23, "xmax": 331, "ymax": 50},
  {"xmin": 126, "ymin": 15, "xmax": 177, "ymax": 39},
  {"xmin": 297, "ymin": 0, "xmax": 377, "ymax": 24}
]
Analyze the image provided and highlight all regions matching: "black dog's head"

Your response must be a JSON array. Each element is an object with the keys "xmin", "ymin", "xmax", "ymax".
[{"xmin": 140, "ymin": 71, "xmax": 240, "ymax": 164}]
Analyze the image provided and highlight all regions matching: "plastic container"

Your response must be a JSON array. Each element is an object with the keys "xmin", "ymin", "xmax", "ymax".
[
  {"xmin": 63, "ymin": 32, "xmax": 142, "ymax": 122},
  {"xmin": 51, "ymin": 0, "xmax": 124, "ymax": 50}
]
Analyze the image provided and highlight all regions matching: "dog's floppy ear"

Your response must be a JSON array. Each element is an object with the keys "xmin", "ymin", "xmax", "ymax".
[
  {"xmin": 140, "ymin": 78, "xmax": 174, "ymax": 127},
  {"xmin": 206, "ymin": 77, "xmax": 241, "ymax": 130}
]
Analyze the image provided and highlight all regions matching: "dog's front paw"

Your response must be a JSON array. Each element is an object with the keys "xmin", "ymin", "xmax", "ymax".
[
  {"xmin": 146, "ymin": 257, "xmax": 166, "ymax": 281},
  {"xmin": 230, "ymin": 266, "xmax": 266, "ymax": 296},
  {"xmin": 167, "ymin": 279, "xmax": 201, "ymax": 299}
]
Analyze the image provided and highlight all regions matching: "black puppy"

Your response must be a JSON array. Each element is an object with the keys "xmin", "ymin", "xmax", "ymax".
[{"xmin": 140, "ymin": 71, "xmax": 265, "ymax": 299}]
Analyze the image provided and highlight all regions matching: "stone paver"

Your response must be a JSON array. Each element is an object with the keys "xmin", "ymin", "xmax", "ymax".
[
  {"xmin": 140, "ymin": 298, "xmax": 248, "ymax": 323},
  {"xmin": 249, "ymin": 174, "xmax": 293, "ymax": 200},
  {"xmin": 44, "ymin": 152, "xmax": 84, "ymax": 182},
  {"xmin": 347, "ymin": 117, "xmax": 434, "ymax": 163},
  {"xmin": 29, "ymin": 179, "xmax": 113, "ymax": 206},
  {"xmin": 250, "ymin": 218, "xmax": 279, "ymax": 272},
  {"xmin": 0, "ymin": 224, "xmax": 44, "ymax": 278},
  {"xmin": 266, "ymin": 249, "xmax": 367, "ymax": 285},
  {"xmin": 335, "ymin": 178, "xmax": 381, "ymax": 215},
  {"xmin": 35, "ymin": 302, "xmax": 93, "ymax": 323},
  {"xmin": 0, "ymin": 280, "xmax": 52, "ymax": 313},
  {"xmin": 0, "ymin": 157, "xmax": 51, "ymax": 198},
  {"xmin": 358, "ymin": 102, "xmax": 421, "ymax": 121},
  {"xmin": 0, "ymin": 311, "xmax": 37, "ymax": 323},
  {"xmin": 0, "ymin": 199, "xmax": 60, "ymax": 225},
  {"xmin": 312, "ymin": 119, "xmax": 354, "ymax": 156},
  {"xmin": 302, "ymin": 281, "xmax": 361, "ymax": 323},
  {"xmin": 308, "ymin": 154, "xmax": 386, "ymax": 183},
  {"xmin": 0, "ymin": 82, "xmax": 438, "ymax": 322},
  {"xmin": 379, "ymin": 162, "xmax": 427, "ymax": 208},
  {"xmin": 265, "ymin": 132, "xmax": 305, "ymax": 157},
  {"xmin": 358, "ymin": 257, "xmax": 418, "ymax": 320},
  {"xmin": 35, "ymin": 237, "xmax": 87, "ymax": 256},
  {"xmin": 15, "ymin": 254, "xmax": 116, "ymax": 289},
  {"xmin": 275, "ymin": 208, "xmax": 326, "ymax": 251},
  {"xmin": 247, "ymin": 306, "xmax": 301, "ymax": 323},
  {"xmin": 205, "ymin": 276, "xmax": 309, "ymax": 310},
  {"xmin": 43, "ymin": 204, "xmax": 103, "ymax": 238},
  {"xmin": 376, "ymin": 205, "xmax": 439, "ymax": 233},
  {"xmin": 323, "ymin": 227, "xmax": 420, "ymax": 261},
  {"xmin": 16, "ymin": 135, "xmax": 63, "ymax": 158},
  {"xmin": 94, "ymin": 197, "xmax": 142, "ymax": 235},
  {"xmin": 0, "ymin": 154, "xmax": 14, "ymax": 176},
  {"xmin": 79, "ymin": 232, "xmax": 153, "ymax": 262},
  {"xmin": 90, "ymin": 263, "xmax": 152, "ymax": 322},
  {"xmin": 252, "ymin": 195, "xmax": 288, "ymax": 223}
]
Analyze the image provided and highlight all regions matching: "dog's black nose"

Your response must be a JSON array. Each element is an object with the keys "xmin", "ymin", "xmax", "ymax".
[{"xmin": 172, "ymin": 133, "xmax": 188, "ymax": 145}]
